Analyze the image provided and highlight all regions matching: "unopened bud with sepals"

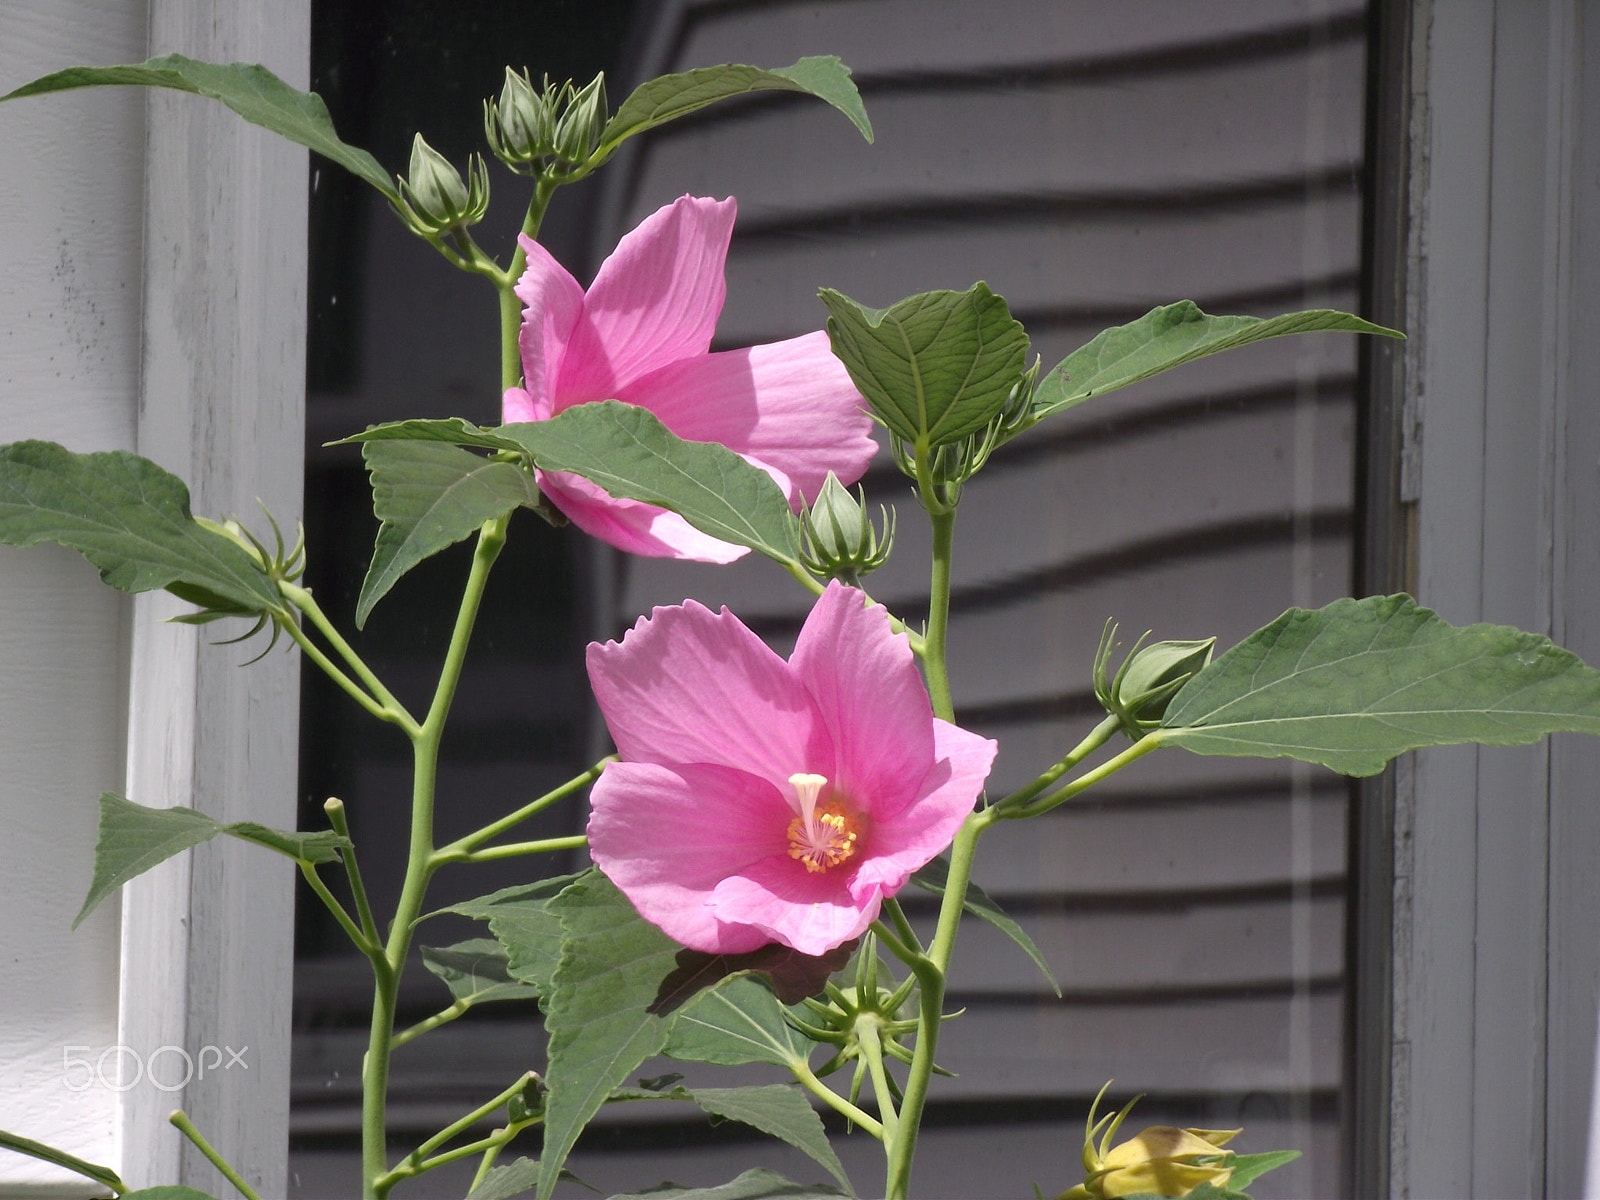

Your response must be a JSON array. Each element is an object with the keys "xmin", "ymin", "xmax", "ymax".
[
  {"xmin": 484, "ymin": 67, "xmax": 555, "ymax": 172},
  {"xmin": 552, "ymin": 72, "xmax": 608, "ymax": 165},
  {"xmin": 800, "ymin": 472, "xmax": 894, "ymax": 584},
  {"xmin": 393, "ymin": 133, "xmax": 489, "ymax": 237},
  {"xmin": 1094, "ymin": 621, "xmax": 1215, "ymax": 737}
]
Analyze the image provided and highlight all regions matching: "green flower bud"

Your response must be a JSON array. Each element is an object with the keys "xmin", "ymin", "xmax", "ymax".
[
  {"xmin": 799, "ymin": 472, "xmax": 895, "ymax": 583},
  {"xmin": 484, "ymin": 67, "xmax": 554, "ymax": 171},
  {"xmin": 393, "ymin": 133, "xmax": 489, "ymax": 236},
  {"xmin": 1094, "ymin": 622, "xmax": 1215, "ymax": 736},
  {"xmin": 552, "ymin": 72, "xmax": 608, "ymax": 165},
  {"xmin": 887, "ymin": 356, "xmax": 1041, "ymax": 511}
]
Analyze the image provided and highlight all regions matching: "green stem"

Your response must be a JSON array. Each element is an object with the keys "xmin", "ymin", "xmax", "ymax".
[
  {"xmin": 278, "ymin": 617, "xmax": 397, "ymax": 728},
  {"xmin": 325, "ymin": 798, "xmax": 381, "ymax": 947},
  {"xmin": 384, "ymin": 1073, "xmax": 533, "ymax": 1187},
  {"xmin": 168, "ymin": 1111, "xmax": 262, "ymax": 1200},
  {"xmin": 1010, "ymin": 734, "xmax": 1163, "ymax": 820},
  {"xmin": 400, "ymin": 1126, "xmax": 533, "ymax": 1177},
  {"xmin": 880, "ymin": 897, "xmax": 924, "ymax": 956},
  {"xmin": 391, "ymin": 999, "xmax": 469, "ymax": 1050},
  {"xmin": 499, "ymin": 176, "xmax": 559, "ymax": 392},
  {"xmin": 439, "ymin": 758, "xmax": 611, "ymax": 857},
  {"xmin": 299, "ymin": 861, "xmax": 378, "ymax": 958},
  {"xmin": 994, "ymin": 714, "xmax": 1122, "ymax": 815},
  {"xmin": 364, "ymin": 518, "xmax": 509, "ymax": 1200},
  {"xmin": 791, "ymin": 1060, "xmax": 885, "ymax": 1139},
  {"xmin": 436, "ymin": 834, "xmax": 588, "ymax": 866},
  {"xmin": 883, "ymin": 807, "xmax": 995, "ymax": 1200},
  {"xmin": 857, "ymin": 1021, "xmax": 900, "ymax": 1147},
  {"xmin": 923, "ymin": 508, "xmax": 956, "ymax": 721},
  {"xmin": 470, "ymin": 1143, "xmax": 505, "ymax": 1194},
  {"xmin": 281, "ymin": 582, "xmax": 418, "ymax": 734}
]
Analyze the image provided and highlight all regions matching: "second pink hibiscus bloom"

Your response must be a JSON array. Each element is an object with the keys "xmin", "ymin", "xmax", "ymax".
[
  {"xmin": 585, "ymin": 582, "xmax": 998, "ymax": 957},
  {"xmin": 503, "ymin": 194, "xmax": 878, "ymax": 561}
]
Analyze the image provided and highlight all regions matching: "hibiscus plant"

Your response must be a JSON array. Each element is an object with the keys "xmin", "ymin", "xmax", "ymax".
[{"xmin": 5, "ymin": 49, "xmax": 1600, "ymax": 1200}]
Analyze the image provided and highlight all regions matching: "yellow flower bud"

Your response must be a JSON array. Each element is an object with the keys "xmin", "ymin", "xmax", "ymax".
[{"xmin": 1056, "ymin": 1083, "xmax": 1239, "ymax": 1200}]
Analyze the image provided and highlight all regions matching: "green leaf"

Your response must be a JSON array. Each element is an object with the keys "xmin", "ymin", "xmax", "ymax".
[
  {"xmin": 664, "ymin": 975, "xmax": 814, "ymax": 1070},
  {"xmin": 356, "ymin": 441, "xmax": 541, "ymax": 627},
  {"xmin": 0, "ymin": 441, "xmax": 281, "ymax": 614},
  {"xmin": 1160, "ymin": 594, "xmax": 1600, "ymax": 775},
  {"xmin": 537, "ymin": 873, "xmax": 683, "ymax": 1200},
  {"xmin": 911, "ymin": 857, "xmax": 1060, "ymax": 997},
  {"xmin": 500, "ymin": 402, "xmax": 802, "ymax": 564},
  {"xmin": 332, "ymin": 417, "xmax": 532, "ymax": 455},
  {"xmin": 122, "ymin": 1190, "xmax": 225, "ymax": 1200},
  {"xmin": 0, "ymin": 1128, "xmax": 124, "ymax": 1193},
  {"xmin": 609, "ymin": 1085, "xmax": 849, "ymax": 1195},
  {"xmin": 818, "ymin": 285, "xmax": 1029, "ymax": 448},
  {"xmin": 1030, "ymin": 302, "xmax": 1402, "ymax": 425},
  {"xmin": 224, "ymin": 821, "xmax": 348, "ymax": 863},
  {"xmin": 2, "ymin": 54, "xmax": 395, "ymax": 198},
  {"xmin": 74, "ymin": 793, "xmax": 349, "ymax": 929},
  {"xmin": 1224, "ymin": 1150, "xmax": 1301, "ymax": 1191},
  {"xmin": 464, "ymin": 1157, "xmax": 590, "ymax": 1200},
  {"xmin": 689, "ymin": 1087, "xmax": 848, "ymax": 1194},
  {"xmin": 420, "ymin": 938, "xmax": 542, "ymax": 1007},
  {"xmin": 602, "ymin": 57, "xmax": 872, "ymax": 153},
  {"xmin": 436, "ymin": 874, "xmax": 587, "ymax": 999},
  {"xmin": 607, "ymin": 1169, "xmax": 848, "ymax": 1200}
]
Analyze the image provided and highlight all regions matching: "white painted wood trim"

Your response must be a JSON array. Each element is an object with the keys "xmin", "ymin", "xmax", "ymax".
[
  {"xmin": 116, "ymin": 3, "xmax": 308, "ymax": 1196},
  {"xmin": 1393, "ymin": 1, "xmax": 1599, "ymax": 1195}
]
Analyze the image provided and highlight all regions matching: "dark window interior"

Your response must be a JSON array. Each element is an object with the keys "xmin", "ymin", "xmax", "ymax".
[{"xmin": 292, "ymin": 5, "xmax": 1372, "ymax": 1196}]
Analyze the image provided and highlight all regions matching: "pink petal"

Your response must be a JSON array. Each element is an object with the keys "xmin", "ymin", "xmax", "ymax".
[
  {"xmin": 589, "ymin": 761, "xmax": 789, "ymax": 954},
  {"xmin": 791, "ymin": 583, "xmax": 935, "ymax": 819},
  {"xmin": 510, "ymin": 236, "xmax": 586, "ymax": 417},
  {"xmin": 711, "ymin": 858, "xmax": 878, "ymax": 956},
  {"xmin": 502, "ymin": 386, "xmax": 547, "ymax": 424},
  {"xmin": 615, "ymin": 332, "xmax": 877, "ymax": 502},
  {"xmin": 555, "ymin": 196, "xmax": 736, "ymax": 406},
  {"xmin": 587, "ymin": 598, "xmax": 829, "ymax": 781},
  {"xmin": 537, "ymin": 469, "xmax": 749, "ymax": 562},
  {"xmin": 848, "ymin": 720, "xmax": 997, "ymax": 903}
]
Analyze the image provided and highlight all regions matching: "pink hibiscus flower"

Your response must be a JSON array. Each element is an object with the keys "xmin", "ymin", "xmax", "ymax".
[
  {"xmin": 502, "ymin": 194, "xmax": 878, "ymax": 562},
  {"xmin": 585, "ymin": 582, "xmax": 998, "ymax": 956}
]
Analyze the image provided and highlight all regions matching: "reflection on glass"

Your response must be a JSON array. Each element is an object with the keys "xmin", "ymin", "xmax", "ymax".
[{"xmin": 293, "ymin": 5, "xmax": 1368, "ymax": 1197}]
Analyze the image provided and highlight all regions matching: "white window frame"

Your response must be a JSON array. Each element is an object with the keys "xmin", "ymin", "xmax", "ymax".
[
  {"xmin": 0, "ymin": 2, "xmax": 306, "ymax": 1195},
  {"xmin": 1375, "ymin": 1, "xmax": 1600, "ymax": 1196}
]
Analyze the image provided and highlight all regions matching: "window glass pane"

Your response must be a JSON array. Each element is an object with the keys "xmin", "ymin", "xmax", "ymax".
[{"xmin": 293, "ymin": 5, "xmax": 1368, "ymax": 1197}]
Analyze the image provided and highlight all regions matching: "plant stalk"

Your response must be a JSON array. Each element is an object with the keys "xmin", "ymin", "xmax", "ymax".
[
  {"xmin": 883, "ymin": 807, "xmax": 994, "ymax": 1199},
  {"xmin": 363, "ymin": 517, "xmax": 509, "ymax": 1200}
]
